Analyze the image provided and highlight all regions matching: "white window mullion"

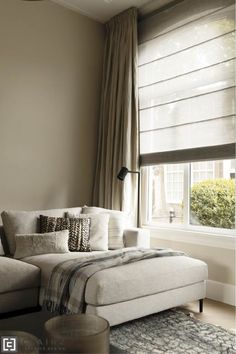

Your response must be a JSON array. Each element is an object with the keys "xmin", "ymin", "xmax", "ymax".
[
  {"xmin": 183, "ymin": 164, "xmax": 190, "ymax": 226},
  {"xmin": 148, "ymin": 167, "xmax": 153, "ymax": 223}
]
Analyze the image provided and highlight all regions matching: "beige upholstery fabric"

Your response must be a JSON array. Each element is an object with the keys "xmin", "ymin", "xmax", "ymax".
[
  {"xmin": 0, "ymin": 257, "xmax": 40, "ymax": 293},
  {"xmin": 85, "ymin": 256, "xmax": 208, "ymax": 305},
  {"xmin": 23, "ymin": 251, "xmax": 207, "ymax": 307},
  {"xmin": 23, "ymin": 250, "xmax": 107, "ymax": 287},
  {"xmin": 1, "ymin": 207, "xmax": 82, "ymax": 254},
  {"xmin": 86, "ymin": 282, "xmax": 206, "ymax": 326},
  {"xmin": 82, "ymin": 206, "xmax": 127, "ymax": 249},
  {"xmin": 14, "ymin": 230, "xmax": 70, "ymax": 259},
  {"xmin": 123, "ymin": 228, "xmax": 150, "ymax": 248}
]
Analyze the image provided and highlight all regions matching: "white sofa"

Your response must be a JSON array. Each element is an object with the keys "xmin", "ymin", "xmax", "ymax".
[{"xmin": 0, "ymin": 207, "xmax": 208, "ymax": 325}]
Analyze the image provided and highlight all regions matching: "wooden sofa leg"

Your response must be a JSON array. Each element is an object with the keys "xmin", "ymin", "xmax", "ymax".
[{"xmin": 199, "ymin": 299, "xmax": 204, "ymax": 313}]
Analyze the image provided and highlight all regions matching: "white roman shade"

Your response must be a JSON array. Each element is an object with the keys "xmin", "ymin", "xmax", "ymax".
[{"xmin": 138, "ymin": 0, "xmax": 235, "ymax": 165}]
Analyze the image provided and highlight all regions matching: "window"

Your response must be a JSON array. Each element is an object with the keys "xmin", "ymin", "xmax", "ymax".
[
  {"xmin": 144, "ymin": 159, "xmax": 235, "ymax": 231},
  {"xmin": 138, "ymin": 0, "xmax": 235, "ymax": 234}
]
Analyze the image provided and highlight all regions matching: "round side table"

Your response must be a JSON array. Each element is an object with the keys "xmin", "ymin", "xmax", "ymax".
[
  {"xmin": 44, "ymin": 314, "xmax": 110, "ymax": 354},
  {"xmin": 0, "ymin": 331, "xmax": 39, "ymax": 354}
]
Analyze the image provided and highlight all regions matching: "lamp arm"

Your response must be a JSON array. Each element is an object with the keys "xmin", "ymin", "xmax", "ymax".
[{"xmin": 128, "ymin": 170, "xmax": 140, "ymax": 174}]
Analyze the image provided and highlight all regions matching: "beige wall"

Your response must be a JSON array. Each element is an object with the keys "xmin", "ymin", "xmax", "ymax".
[
  {"xmin": 151, "ymin": 236, "xmax": 235, "ymax": 285},
  {"xmin": 0, "ymin": 0, "xmax": 104, "ymax": 213}
]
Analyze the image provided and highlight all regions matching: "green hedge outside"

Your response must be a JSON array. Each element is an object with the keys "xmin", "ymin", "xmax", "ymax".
[{"xmin": 190, "ymin": 179, "xmax": 235, "ymax": 229}]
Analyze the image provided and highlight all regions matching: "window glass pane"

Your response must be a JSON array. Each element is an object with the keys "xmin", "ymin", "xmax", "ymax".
[
  {"xmin": 190, "ymin": 159, "xmax": 235, "ymax": 229},
  {"xmin": 148, "ymin": 163, "xmax": 185, "ymax": 225},
  {"xmin": 145, "ymin": 159, "xmax": 235, "ymax": 231}
]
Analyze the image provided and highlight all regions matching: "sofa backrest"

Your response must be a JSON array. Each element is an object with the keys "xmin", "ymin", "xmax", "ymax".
[{"xmin": 1, "ymin": 207, "xmax": 82, "ymax": 255}]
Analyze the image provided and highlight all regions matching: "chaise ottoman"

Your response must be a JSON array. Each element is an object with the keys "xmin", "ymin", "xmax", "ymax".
[
  {"xmin": 85, "ymin": 254, "xmax": 208, "ymax": 325},
  {"xmin": 21, "ymin": 249, "xmax": 207, "ymax": 326}
]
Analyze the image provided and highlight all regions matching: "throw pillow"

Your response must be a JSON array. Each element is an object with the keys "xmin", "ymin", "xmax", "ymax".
[
  {"xmin": 82, "ymin": 206, "xmax": 128, "ymax": 249},
  {"xmin": 66, "ymin": 212, "xmax": 110, "ymax": 251},
  {"xmin": 40, "ymin": 215, "xmax": 91, "ymax": 252},
  {"xmin": 1, "ymin": 207, "xmax": 82, "ymax": 255},
  {"xmin": 14, "ymin": 230, "xmax": 70, "ymax": 259}
]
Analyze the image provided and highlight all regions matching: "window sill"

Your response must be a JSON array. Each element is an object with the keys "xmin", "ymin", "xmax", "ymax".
[{"xmin": 142, "ymin": 224, "xmax": 236, "ymax": 250}]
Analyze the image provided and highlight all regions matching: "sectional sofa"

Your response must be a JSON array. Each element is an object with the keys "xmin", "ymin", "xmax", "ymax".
[{"xmin": 0, "ymin": 207, "xmax": 208, "ymax": 325}]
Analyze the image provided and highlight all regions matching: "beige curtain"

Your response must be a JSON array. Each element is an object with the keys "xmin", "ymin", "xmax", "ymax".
[{"xmin": 92, "ymin": 7, "xmax": 138, "ymax": 218}]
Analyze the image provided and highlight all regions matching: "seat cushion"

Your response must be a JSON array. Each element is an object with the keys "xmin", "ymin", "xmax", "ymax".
[
  {"xmin": 0, "ymin": 257, "xmax": 40, "ymax": 293},
  {"xmin": 1, "ymin": 207, "xmax": 82, "ymax": 255},
  {"xmin": 85, "ymin": 256, "xmax": 208, "ymax": 306}
]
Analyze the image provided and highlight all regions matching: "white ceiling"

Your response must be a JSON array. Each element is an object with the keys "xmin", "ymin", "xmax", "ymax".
[{"xmin": 50, "ymin": 0, "xmax": 176, "ymax": 23}]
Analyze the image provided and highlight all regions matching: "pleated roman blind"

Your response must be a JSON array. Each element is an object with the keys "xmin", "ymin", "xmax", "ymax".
[{"xmin": 138, "ymin": 0, "xmax": 235, "ymax": 165}]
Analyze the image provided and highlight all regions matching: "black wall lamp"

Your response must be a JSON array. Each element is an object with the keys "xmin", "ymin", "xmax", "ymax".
[{"xmin": 117, "ymin": 167, "xmax": 140, "ymax": 226}]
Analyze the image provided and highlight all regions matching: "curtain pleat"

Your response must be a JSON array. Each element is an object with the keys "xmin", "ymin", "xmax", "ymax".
[{"xmin": 92, "ymin": 8, "xmax": 138, "ymax": 219}]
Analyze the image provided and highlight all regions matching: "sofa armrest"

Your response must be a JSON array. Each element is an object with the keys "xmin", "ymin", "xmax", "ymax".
[{"xmin": 123, "ymin": 228, "xmax": 150, "ymax": 248}]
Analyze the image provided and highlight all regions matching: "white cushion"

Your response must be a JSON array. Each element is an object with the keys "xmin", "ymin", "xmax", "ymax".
[
  {"xmin": 1, "ymin": 207, "xmax": 82, "ymax": 255},
  {"xmin": 67, "ymin": 211, "xmax": 110, "ymax": 251},
  {"xmin": 82, "ymin": 206, "xmax": 128, "ymax": 249},
  {"xmin": 123, "ymin": 228, "xmax": 150, "ymax": 248},
  {"xmin": 85, "ymin": 256, "xmax": 208, "ymax": 306},
  {"xmin": 14, "ymin": 230, "xmax": 70, "ymax": 259}
]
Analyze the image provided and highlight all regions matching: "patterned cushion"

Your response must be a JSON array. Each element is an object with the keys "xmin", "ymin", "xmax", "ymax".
[
  {"xmin": 69, "ymin": 217, "xmax": 91, "ymax": 252},
  {"xmin": 40, "ymin": 216, "xmax": 70, "ymax": 233},
  {"xmin": 40, "ymin": 215, "xmax": 91, "ymax": 252},
  {"xmin": 66, "ymin": 211, "xmax": 110, "ymax": 251}
]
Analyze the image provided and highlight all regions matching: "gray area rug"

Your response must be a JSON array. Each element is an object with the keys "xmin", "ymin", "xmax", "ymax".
[{"xmin": 110, "ymin": 309, "xmax": 236, "ymax": 354}]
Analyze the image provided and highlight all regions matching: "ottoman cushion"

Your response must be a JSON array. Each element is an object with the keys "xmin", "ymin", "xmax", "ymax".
[{"xmin": 85, "ymin": 256, "xmax": 208, "ymax": 306}]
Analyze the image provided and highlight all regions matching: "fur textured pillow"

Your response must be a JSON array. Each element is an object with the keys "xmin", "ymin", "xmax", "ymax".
[
  {"xmin": 14, "ymin": 230, "xmax": 70, "ymax": 259},
  {"xmin": 40, "ymin": 215, "xmax": 91, "ymax": 252}
]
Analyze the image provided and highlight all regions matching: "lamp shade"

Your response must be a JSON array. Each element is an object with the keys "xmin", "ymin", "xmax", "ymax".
[{"xmin": 117, "ymin": 167, "xmax": 129, "ymax": 181}]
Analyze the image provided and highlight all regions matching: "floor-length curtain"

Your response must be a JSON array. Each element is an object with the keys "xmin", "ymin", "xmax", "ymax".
[{"xmin": 92, "ymin": 8, "xmax": 138, "ymax": 218}]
